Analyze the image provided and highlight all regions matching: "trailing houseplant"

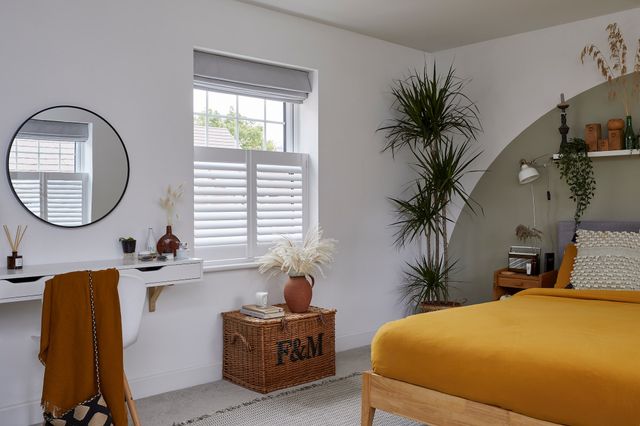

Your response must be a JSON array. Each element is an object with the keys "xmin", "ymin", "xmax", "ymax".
[
  {"xmin": 555, "ymin": 138, "xmax": 596, "ymax": 229},
  {"xmin": 379, "ymin": 63, "xmax": 481, "ymax": 313},
  {"xmin": 258, "ymin": 226, "xmax": 337, "ymax": 313}
]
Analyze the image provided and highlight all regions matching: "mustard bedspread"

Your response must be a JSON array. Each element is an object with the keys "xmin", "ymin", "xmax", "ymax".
[{"xmin": 371, "ymin": 289, "xmax": 640, "ymax": 426}]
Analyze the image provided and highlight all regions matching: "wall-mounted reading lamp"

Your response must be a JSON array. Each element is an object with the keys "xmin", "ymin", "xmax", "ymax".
[{"xmin": 518, "ymin": 155, "xmax": 553, "ymax": 228}]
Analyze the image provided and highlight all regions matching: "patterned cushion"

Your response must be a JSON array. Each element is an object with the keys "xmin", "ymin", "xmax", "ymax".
[{"xmin": 570, "ymin": 229, "xmax": 640, "ymax": 290}]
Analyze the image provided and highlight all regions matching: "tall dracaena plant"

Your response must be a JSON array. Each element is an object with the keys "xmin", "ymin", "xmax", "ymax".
[{"xmin": 379, "ymin": 63, "xmax": 481, "ymax": 304}]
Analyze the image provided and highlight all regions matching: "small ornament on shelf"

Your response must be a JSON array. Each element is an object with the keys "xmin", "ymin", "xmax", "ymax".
[
  {"xmin": 145, "ymin": 227, "xmax": 156, "ymax": 253},
  {"xmin": 157, "ymin": 184, "xmax": 183, "ymax": 255},
  {"xmin": 557, "ymin": 93, "xmax": 570, "ymax": 150},
  {"xmin": 3, "ymin": 225, "xmax": 27, "ymax": 270},
  {"xmin": 584, "ymin": 123, "xmax": 601, "ymax": 151}
]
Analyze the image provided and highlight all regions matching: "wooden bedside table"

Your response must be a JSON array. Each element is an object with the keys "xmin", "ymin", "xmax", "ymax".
[{"xmin": 493, "ymin": 268, "xmax": 558, "ymax": 300}]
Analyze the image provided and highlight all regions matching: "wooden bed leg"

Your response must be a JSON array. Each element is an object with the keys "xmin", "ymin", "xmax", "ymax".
[{"xmin": 361, "ymin": 372, "xmax": 376, "ymax": 426}]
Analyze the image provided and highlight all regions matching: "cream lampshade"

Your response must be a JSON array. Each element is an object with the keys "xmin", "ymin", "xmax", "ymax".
[{"xmin": 518, "ymin": 162, "xmax": 540, "ymax": 184}]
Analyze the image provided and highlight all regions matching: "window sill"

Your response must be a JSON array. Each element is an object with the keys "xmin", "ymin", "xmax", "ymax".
[{"xmin": 203, "ymin": 261, "xmax": 259, "ymax": 273}]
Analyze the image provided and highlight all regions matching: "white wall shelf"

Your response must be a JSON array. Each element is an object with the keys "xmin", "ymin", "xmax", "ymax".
[
  {"xmin": 552, "ymin": 149, "xmax": 640, "ymax": 160},
  {"xmin": 0, "ymin": 257, "xmax": 203, "ymax": 311}
]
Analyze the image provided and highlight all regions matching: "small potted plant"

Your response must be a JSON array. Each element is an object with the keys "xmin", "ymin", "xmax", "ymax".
[
  {"xmin": 258, "ymin": 226, "xmax": 336, "ymax": 313},
  {"xmin": 119, "ymin": 237, "xmax": 137, "ymax": 254}
]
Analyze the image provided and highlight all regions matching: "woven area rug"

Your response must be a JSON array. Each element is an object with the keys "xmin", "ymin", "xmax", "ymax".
[{"xmin": 174, "ymin": 373, "xmax": 421, "ymax": 426}]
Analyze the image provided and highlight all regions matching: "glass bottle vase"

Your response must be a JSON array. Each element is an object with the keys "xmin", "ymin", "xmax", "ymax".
[
  {"xmin": 146, "ymin": 227, "xmax": 156, "ymax": 253},
  {"xmin": 624, "ymin": 115, "xmax": 636, "ymax": 149}
]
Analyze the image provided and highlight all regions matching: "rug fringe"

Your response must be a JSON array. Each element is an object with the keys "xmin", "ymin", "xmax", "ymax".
[{"xmin": 172, "ymin": 372, "xmax": 362, "ymax": 426}]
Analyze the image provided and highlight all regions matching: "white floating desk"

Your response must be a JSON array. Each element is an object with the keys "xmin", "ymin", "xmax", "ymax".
[{"xmin": 0, "ymin": 257, "xmax": 203, "ymax": 311}]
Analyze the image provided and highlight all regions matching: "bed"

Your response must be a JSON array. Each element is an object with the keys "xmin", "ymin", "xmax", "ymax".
[{"xmin": 362, "ymin": 221, "xmax": 640, "ymax": 426}]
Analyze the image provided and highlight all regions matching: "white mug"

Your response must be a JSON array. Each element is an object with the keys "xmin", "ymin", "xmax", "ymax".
[{"xmin": 256, "ymin": 292, "xmax": 268, "ymax": 308}]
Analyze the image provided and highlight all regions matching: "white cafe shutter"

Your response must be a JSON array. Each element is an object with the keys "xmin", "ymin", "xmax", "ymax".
[
  {"xmin": 194, "ymin": 51, "xmax": 312, "ymax": 104},
  {"xmin": 254, "ymin": 151, "xmax": 305, "ymax": 247},
  {"xmin": 45, "ymin": 174, "xmax": 88, "ymax": 226},
  {"xmin": 10, "ymin": 175, "xmax": 41, "ymax": 217},
  {"xmin": 10, "ymin": 172, "xmax": 89, "ymax": 226},
  {"xmin": 194, "ymin": 147, "xmax": 248, "ymax": 261},
  {"xmin": 194, "ymin": 147, "xmax": 308, "ymax": 263}
]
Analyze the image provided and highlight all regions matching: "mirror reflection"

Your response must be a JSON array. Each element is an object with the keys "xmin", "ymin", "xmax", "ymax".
[{"xmin": 7, "ymin": 106, "xmax": 129, "ymax": 227}]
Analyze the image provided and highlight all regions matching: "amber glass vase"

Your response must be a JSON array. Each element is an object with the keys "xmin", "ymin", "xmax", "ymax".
[{"xmin": 156, "ymin": 225, "xmax": 180, "ymax": 256}]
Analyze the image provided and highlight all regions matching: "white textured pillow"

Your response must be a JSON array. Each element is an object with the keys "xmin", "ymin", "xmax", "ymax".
[{"xmin": 570, "ymin": 229, "xmax": 640, "ymax": 290}]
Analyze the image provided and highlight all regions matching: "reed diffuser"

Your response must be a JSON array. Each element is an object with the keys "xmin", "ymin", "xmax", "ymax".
[{"xmin": 3, "ymin": 225, "xmax": 27, "ymax": 269}]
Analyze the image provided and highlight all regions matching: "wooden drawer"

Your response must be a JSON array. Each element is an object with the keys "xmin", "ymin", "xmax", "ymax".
[
  {"xmin": 125, "ymin": 261, "xmax": 202, "ymax": 286},
  {"xmin": 0, "ymin": 276, "xmax": 51, "ymax": 303},
  {"xmin": 496, "ymin": 277, "xmax": 538, "ymax": 289}
]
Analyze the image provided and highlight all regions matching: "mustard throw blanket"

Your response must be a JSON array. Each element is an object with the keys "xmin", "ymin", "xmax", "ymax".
[{"xmin": 39, "ymin": 269, "xmax": 126, "ymax": 425}]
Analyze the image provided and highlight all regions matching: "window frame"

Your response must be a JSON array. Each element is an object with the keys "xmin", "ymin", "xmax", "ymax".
[{"xmin": 192, "ymin": 87, "xmax": 308, "ymax": 269}]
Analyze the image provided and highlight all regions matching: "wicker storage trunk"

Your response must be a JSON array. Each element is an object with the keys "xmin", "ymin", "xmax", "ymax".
[{"xmin": 222, "ymin": 305, "xmax": 336, "ymax": 393}]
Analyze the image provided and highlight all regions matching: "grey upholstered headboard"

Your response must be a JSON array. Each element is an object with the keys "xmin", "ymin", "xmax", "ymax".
[{"xmin": 557, "ymin": 220, "xmax": 640, "ymax": 261}]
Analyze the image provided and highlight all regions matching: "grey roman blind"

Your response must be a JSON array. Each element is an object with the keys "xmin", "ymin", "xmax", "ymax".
[
  {"xmin": 194, "ymin": 51, "xmax": 312, "ymax": 103},
  {"xmin": 17, "ymin": 119, "xmax": 90, "ymax": 142}
]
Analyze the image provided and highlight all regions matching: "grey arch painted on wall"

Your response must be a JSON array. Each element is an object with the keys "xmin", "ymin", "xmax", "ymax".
[{"xmin": 449, "ymin": 79, "xmax": 640, "ymax": 304}]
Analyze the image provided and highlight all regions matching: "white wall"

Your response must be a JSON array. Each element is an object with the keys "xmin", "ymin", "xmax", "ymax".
[
  {"xmin": 434, "ymin": 8, "xmax": 640, "ymax": 226},
  {"xmin": 0, "ymin": 1, "xmax": 425, "ymax": 424}
]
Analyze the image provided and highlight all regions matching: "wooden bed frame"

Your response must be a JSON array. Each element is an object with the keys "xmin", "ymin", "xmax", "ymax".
[{"xmin": 361, "ymin": 371, "xmax": 560, "ymax": 426}]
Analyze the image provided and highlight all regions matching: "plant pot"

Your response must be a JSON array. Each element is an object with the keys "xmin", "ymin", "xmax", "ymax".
[
  {"xmin": 418, "ymin": 301, "xmax": 461, "ymax": 313},
  {"xmin": 284, "ymin": 275, "xmax": 314, "ymax": 313},
  {"xmin": 120, "ymin": 240, "xmax": 136, "ymax": 254},
  {"xmin": 156, "ymin": 225, "xmax": 180, "ymax": 255}
]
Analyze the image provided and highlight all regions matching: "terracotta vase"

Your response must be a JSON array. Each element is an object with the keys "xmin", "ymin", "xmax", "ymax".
[
  {"xmin": 156, "ymin": 225, "xmax": 180, "ymax": 255},
  {"xmin": 284, "ymin": 275, "xmax": 314, "ymax": 313}
]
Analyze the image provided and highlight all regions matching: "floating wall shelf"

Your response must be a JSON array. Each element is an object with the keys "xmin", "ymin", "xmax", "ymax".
[
  {"xmin": 552, "ymin": 149, "xmax": 640, "ymax": 160},
  {"xmin": 0, "ymin": 257, "xmax": 203, "ymax": 312}
]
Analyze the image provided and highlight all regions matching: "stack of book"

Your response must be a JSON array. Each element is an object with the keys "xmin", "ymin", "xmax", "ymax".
[{"xmin": 240, "ymin": 304, "xmax": 285, "ymax": 319}]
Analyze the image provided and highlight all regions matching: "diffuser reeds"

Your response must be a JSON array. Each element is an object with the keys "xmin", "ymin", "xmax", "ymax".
[{"xmin": 3, "ymin": 225, "xmax": 27, "ymax": 253}]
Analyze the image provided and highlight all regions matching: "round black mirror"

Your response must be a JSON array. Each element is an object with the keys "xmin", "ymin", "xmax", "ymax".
[{"xmin": 7, "ymin": 106, "xmax": 129, "ymax": 227}]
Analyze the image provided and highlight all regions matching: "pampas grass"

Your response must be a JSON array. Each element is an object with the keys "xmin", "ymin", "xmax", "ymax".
[
  {"xmin": 159, "ymin": 184, "xmax": 183, "ymax": 226},
  {"xmin": 258, "ymin": 226, "xmax": 336, "ymax": 278},
  {"xmin": 580, "ymin": 23, "xmax": 640, "ymax": 116}
]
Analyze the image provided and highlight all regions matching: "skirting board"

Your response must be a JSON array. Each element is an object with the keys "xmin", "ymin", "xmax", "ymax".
[
  {"xmin": 0, "ymin": 398, "xmax": 43, "ymax": 426},
  {"xmin": 2, "ymin": 330, "xmax": 376, "ymax": 426}
]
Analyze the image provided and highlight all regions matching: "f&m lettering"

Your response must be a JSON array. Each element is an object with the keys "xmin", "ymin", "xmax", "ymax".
[{"xmin": 276, "ymin": 333, "xmax": 324, "ymax": 365}]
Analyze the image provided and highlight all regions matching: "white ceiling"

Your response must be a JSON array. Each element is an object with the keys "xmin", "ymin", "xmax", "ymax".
[{"xmin": 237, "ymin": 0, "xmax": 640, "ymax": 52}]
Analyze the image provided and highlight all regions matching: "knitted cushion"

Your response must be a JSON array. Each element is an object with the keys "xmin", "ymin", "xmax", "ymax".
[{"xmin": 570, "ymin": 229, "xmax": 640, "ymax": 290}]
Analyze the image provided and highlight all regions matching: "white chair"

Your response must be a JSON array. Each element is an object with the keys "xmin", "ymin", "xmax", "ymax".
[
  {"xmin": 37, "ymin": 273, "xmax": 146, "ymax": 424},
  {"xmin": 118, "ymin": 274, "xmax": 146, "ymax": 426}
]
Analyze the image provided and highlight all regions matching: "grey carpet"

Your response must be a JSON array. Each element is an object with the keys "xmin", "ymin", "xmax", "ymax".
[{"xmin": 174, "ymin": 373, "xmax": 421, "ymax": 426}]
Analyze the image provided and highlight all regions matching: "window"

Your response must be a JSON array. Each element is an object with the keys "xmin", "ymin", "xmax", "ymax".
[
  {"xmin": 193, "ymin": 89, "xmax": 292, "ymax": 152},
  {"xmin": 8, "ymin": 120, "xmax": 91, "ymax": 226},
  {"xmin": 193, "ymin": 51, "xmax": 312, "ymax": 266}
]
